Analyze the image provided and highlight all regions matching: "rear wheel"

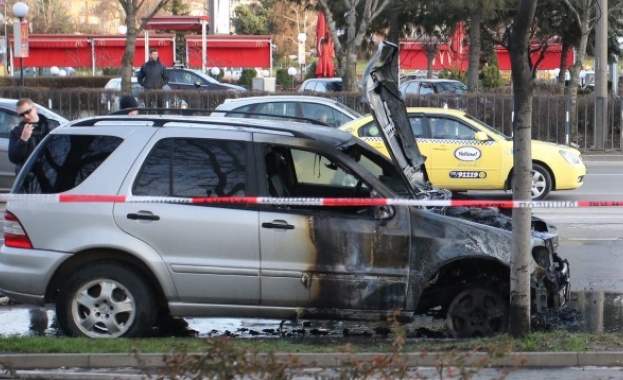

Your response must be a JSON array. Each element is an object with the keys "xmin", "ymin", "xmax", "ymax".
[
  {"xmin": 446, "ymin": 286, "xmax": 508, "ymax": 338},
  {"xmin": 56, "ymin": 262, "xmax": 156, "ymax": 338}
]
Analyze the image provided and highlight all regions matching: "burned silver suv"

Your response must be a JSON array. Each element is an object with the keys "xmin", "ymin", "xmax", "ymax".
[{"xmin": 0, "ymin": 47, "xmax": 569, "ymax": 339}]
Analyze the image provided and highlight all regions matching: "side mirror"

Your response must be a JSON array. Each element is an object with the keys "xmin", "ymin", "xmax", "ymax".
[
  {"xmin": 474, "ymin": 131, "xmax": 489, "ymax": 141},
  {"xmin": 194, "ymin": 81, "xmax": 201, "ymax": 88},
  {"xmin": 374, "ymin": 205, "xmax": 395, "ymax": 220}
]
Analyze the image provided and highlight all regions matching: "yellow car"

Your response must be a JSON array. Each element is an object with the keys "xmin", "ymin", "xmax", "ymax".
[{"xmin": 340, "ymin": 107, "xmax": 586, "ymax": 200}]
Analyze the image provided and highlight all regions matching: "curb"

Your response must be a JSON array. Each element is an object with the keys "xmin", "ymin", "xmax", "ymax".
[
  {"xmin": 582, "ymin": 154, "xmax": 623, "ymax": 161},
  {"xmin": 2, "ymin": 351, "xmax": 623, "ymax": 369}
]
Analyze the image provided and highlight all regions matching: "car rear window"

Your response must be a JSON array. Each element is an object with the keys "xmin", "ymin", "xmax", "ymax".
[{"xmin": 17, "ymin": 135, "xmax": 123, "ymax": 194}]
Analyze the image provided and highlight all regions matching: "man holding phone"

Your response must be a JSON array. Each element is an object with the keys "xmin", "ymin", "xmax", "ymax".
[{"xmin": 8, "ymin": 98, "xmax": 61, "ymax": 174}]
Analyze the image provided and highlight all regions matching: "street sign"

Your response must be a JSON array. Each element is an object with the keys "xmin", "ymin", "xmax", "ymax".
[{"xmin": 13, "ymin": 20, "xmax": 28, "ymax": 58}]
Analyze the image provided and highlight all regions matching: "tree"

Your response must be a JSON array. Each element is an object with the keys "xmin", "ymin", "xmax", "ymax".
[
  {"xmin": 232, "ymin": 4, "xmax": 270, "ymax": 35},
  {"xmin": 236, "ymin": 0, "xmax": 315, "ymax": 70},
  {"xmin": 408, "ymin": 1, "xmax": 461, "ymax": 79},
  {"xmin": 165, "ymin": 0, "xmax": 189, "ymax": 15},
  {"xmin": 24, "ymin": 0, "xmax": 75, "ymax": 34},
  {"xmin": 317, "ymin": 0, "xmax": 390, "ymax": 91},
  {"xmin": 163, "ymin": 0, "xmax": 190, "ymax": 67},
  {"xmin": 118, "ymin": 0, "xmax": 172, "ymax": 93},
  {"xmin": 508, "ymin": 0, "xmax": 537, "ymax": 337}
]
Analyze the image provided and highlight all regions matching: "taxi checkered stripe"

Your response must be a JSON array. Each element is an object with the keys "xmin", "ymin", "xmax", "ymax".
[{"xmin": 361, "ymin": 136, "xmax": 495, "ymax": 146}]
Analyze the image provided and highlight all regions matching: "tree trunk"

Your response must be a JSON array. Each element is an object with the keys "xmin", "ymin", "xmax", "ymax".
[
  {"xmin": 386, "ymin": 10, "xmax": 401, "ymax": 82},
  {"xmin": 119, "ymin": 0, "xmax": 171, "ymax": 93},
  {"xmin": 508, "ymin": 0, "xmax": 538, "ymax": 338},
  {"xmin": 467, "ymin": 9, "xmax": 482, "ymax": 92},
  {"xmin": 566, "ymin": 5, "xmax": 591, "ymax": 141},
  {"xmin": 343, "ymin": 48, "xmax": 358, "ymax": 91},
  {"xmin": 317, "ymin": 0, "xmax": 390, "ymax": 92},
  {"xmin": 120, "ymin": 4, "xmax": 138, "ymax": 93},
  {"xmin": 426, "ymin": 50, "xmax": 435, "ymax": 78}
]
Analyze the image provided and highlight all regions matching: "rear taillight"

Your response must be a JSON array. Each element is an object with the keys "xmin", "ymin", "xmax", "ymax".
[{"xmin": 4, "ymin": 211, "xmax": 33, "ymax": 249}]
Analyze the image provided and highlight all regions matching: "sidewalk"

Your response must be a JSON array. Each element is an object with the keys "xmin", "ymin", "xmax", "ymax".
[
  {"xmin": 1, "ymin": 351, "xmax": 623, "ymax": 371},
  {"xmin": 582, "ymin": 152, "xmax": 623, "ymax": 161}
]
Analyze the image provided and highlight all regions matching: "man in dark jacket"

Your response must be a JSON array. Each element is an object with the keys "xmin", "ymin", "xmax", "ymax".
[
  {"xmin": 9, "ymin": 98, "xmax": 61, "ymax": 174},
  {"xmin": 137, "ymin": 48, "xmax": 169, "ymax": 108}
]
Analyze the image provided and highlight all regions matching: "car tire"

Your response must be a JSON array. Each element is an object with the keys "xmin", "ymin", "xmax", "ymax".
[
  {"xmin": 446, "ymin": 286, "xmax": 508, "ymax": 338},
  {"xmin": 56, "ymin": 262, "xmax": 157, "ymax": 338},
  {"xmin": 509, "ymin": 163, "xmax": 552, "ymax": 201},
  {"xmin": 531, "ymin": 163, "xmax": 552, "ymax": 200}
]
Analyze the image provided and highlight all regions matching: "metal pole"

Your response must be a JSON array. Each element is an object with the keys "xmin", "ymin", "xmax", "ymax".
[
  {"xmin": 565, "ymin": 99, "xmax": 570, "ymax": 145},
  {"xmin": 3, "ymin": 2, "xmax": 6, "ymax": 77},
  {"xmin": 90, "ymin": 38, "xmax": 95, "ymax": 75},
  {"xmin": 202, "ymin": 19, "xmax": 207, "ymax": 72},
  {"xmin": 594, "ymin": 0, "xmax": 608, "ymax": 150},
  {"xmin": 144, "ymin": 31, "xmax": 149, "ymax": 63},
  {"xmin": 18, "ymin": 17, "xmax": 22, "ymax": 87}
]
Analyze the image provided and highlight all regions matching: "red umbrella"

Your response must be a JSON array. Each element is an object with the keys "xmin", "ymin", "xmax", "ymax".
[{"xmin": 315, "ymin": 11, "xmax": 335, "ymax": 78}]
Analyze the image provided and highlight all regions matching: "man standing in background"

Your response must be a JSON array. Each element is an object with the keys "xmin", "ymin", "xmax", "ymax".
[{"xmin": 137, "ymin": 48, "xmax": 169, "ymax": 108}]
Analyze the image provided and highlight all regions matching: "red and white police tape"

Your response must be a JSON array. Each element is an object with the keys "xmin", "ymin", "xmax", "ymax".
[{"xmin": 0, "ymin": 194, "xmax": 620, "ymax": 208}]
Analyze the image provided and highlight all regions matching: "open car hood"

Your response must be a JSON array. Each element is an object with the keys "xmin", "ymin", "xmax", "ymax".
[{"xmin": 362, "ymin": 41, "xmax": 444, "ymax": 200}]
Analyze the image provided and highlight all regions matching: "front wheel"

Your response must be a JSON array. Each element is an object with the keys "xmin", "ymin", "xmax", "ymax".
[
  {"xmin": 56, "ymin": 262, "xmax": 157, "ymax": 338},
  {"xmin": 446, "ymin": 286, "xmax": 508, "ymax": 338},
  {"xmin": 531, "ymin": 164, "xmax": 552, "ymax": 200},
  {"xmin": 509, "ymin": 163, "xmax": 552, "ymax": 200}
]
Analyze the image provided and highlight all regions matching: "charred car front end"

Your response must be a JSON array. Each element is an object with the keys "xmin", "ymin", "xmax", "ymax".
[{"xmin": 360, "ymin": 42, "xmax": 570, "ymax": 337}]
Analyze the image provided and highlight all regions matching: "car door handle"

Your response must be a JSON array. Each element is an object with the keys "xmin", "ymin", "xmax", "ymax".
[
  {"xmin": 127, "ymin": 212, "xmax": 160, "ymax": 221},
  {"xmin": 262, "ymin": 220, "xmax": 294, "ymax": 230}
]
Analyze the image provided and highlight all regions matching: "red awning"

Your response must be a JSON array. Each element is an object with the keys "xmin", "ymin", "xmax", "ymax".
[
  {"xmin": 184, "ymin": 35, "xmax": 272, "ymax": 68},
  {"xmin": 11, "ymin": 34, "xmax": 175, "ymax": 68},
  {"xmin": 28, "ymin": 41, "xmax": 88, "ymax": 48},
  {"xmin": 144, "ymin": 15, "xmax": 210, "ymax": 31}
]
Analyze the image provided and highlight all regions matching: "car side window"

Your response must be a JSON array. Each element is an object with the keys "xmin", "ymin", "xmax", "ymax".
[
  {"xmin": 263, "ymin": 145, "xmax": 372, "ymax": 211},
  {"xmin": 430, "ymin": 118, "xmax": 474, "ymax": 140},
  {"xmin": 0, "ymin": 109, "xmax": 19, "ymax": 138},
  {"xmin": 182, "ymin": 72, "xmax": 194, "ymax": 85},
  {"xmin": 404, "ymin": 82, "xmax": 419, "ymax": 95},
  {"xmin": 225, "ymin": 105, "xmax": 252, "ymax": 117},
  {"xmin": 254, "ymin": 102, "xmax": 297, "ymax": 120},
  {"xmin": 454, "ymin": 122, "xmax": 476, "ymax": 140},
  {"xmin": 302, "ymin": 104, "xmax": 335, "ymax": 127},
  {"xmin": 17, "ymin": 135, "xmax": 123, "ymax": 194},
  {"xmin": 358, "ymin": 121, "xmax": 382, "ymax": 137},
  {"xmin": 332, "ymin": 110, "xmax": 350, "ymax": 127},
  {"xmin": 408, "ymin": 116, "xmax": 425, "ymax": 137},
  {"xmin": 168, "ymin": 71, "xmax": 179, "ymax": 83},
  {"xmin": 420, "ymin": 83, "xmax": 434, "ymax": 95},
  {"xmin": 431, "ymin": 117, "xmax": 452, "ymax": 139},
  {"xmin": 134, "ymin": 138, "xmax": 246, "ymax": 197}
]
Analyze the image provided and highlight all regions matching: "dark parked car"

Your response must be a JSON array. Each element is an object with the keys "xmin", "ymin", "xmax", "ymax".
[
  {"xmin": 211, "ymin": 95, "xmax": 362, "ymax": 128},
  {"xmin": 166, "ymin": 68, "xmax": 247, "ymax": 92},
  {"xmin": 298, "ymin": 78, "xmax": 344, "ymax": 93},
  {"xmin": 399, "ymin": 79, "xmax": 467, "ymax": 98}
]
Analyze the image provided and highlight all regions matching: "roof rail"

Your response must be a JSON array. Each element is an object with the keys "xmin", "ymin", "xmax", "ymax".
[{"xmin": 107, "ymin": 107, "xmax": 329, "ymax": 126}]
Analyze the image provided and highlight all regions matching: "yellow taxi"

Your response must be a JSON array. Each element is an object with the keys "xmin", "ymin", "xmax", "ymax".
[{"xmin": 340, "ymin": 107, "xmax": 586, "ymax": 200}]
